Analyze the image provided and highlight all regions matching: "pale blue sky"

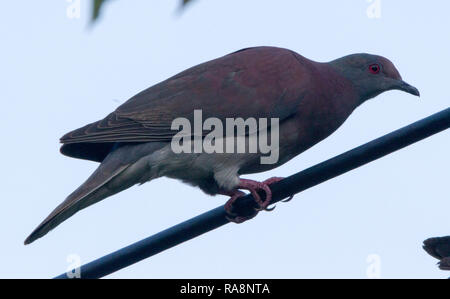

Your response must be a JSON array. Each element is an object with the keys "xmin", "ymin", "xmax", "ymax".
[{"xmin": 1, "ymin": 1, "xmax": 449, "ymax": 278}]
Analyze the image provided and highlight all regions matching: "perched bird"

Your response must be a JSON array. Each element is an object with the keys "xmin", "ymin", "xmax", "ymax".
[
  {"xmin": 423, "ymin": 236, "xmax": 450, "ymax": 270},
  {"xmin": 25, "ymin": 46, "xmax": 419, "ymax": 244}
]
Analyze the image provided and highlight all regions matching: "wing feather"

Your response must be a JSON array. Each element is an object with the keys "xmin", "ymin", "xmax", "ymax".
[{"xmin": 60, "ymin": 47, "xmax": 309, "ymax": 161}]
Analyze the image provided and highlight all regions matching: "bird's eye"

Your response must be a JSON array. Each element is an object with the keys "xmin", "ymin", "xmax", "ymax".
[{"xmin": 369, "ymin": 64, "xmax": 381, "ymax": 74}]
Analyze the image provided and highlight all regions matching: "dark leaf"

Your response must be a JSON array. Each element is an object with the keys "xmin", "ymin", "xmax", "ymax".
[
  {"xmin": 91, "ymin": 0, "xmax": 194, "ymax": 23},
  {"xmin": 424, "ymin": 236, "xmax": 450, "ymax": 273},
  {"xmin": 423, "ymin": 236, "xmax": 450, "ymax": 260},
  {"xmin": 92, "ymin": 0, "xmax": 108, "ymax": 21},
  {"xmin": 182, "ymin": 0, "xmax": 195, "ymax": 6},
  {"xmin": 439, "ymin": 257, "xmax": 450, "ymax": 271}
]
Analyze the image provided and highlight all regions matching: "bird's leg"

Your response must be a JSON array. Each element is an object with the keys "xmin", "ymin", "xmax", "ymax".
[
  {"xmin": 221, "ymin": 178, "xmax": 273, "ymax": 223},
  {"xmin": 262, "ymin": 177, "xmax": 294, "ymax": 203}
]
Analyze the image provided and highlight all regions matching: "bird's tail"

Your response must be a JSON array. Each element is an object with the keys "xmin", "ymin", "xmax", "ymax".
[{"xmin": 24, "ymin": 152, "xmax": 135, "ymax": 245}]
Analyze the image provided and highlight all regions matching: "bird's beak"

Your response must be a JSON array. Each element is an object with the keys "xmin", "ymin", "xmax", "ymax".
[{"xmin": 396, "ymin": 80, "xmax": 420, "ymax": 97}]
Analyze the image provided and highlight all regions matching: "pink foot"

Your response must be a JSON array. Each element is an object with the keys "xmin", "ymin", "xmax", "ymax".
[
  {"xmin": 263, "ymin": 176, "xmax": 285, "ymax": 185},
  {"xmin": 263, "ymin": 177, "xmax": 294, "ymax": 202},
  {"xmin": 221, "ymin": 178, "xmax": 274, "ymax": 223},
  {"xmin": 223, "ymin": 190, "xmax": 256, "ymax": 223}
]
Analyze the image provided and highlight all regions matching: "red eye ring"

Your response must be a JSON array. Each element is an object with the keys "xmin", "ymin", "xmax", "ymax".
[{"xmin": 369, "ymin": 64, "xmax": 381, "ymax": 74}]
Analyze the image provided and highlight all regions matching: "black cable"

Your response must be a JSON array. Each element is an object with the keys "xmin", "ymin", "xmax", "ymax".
[{"xmin": 55, "ymin": 107, "xmax": 450, "ymax": 279}]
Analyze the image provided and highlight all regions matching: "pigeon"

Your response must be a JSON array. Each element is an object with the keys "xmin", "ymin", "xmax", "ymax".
[{"xmin": 25, "ymin": 46, "xmax": 419, "ymax": 244}]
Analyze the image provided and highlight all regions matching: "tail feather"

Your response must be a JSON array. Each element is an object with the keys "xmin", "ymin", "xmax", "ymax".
[{"xmin": 24, "ymin": 161, "xmax": 130, "ymax": 245}]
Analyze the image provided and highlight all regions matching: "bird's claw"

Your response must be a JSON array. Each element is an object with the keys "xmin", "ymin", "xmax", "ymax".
[
  {"xmin": 223, "ymin": 178, "xmax": 274, "ymax": 223},
  {"xmin": 281, "ymin": 195, "xmax": 294, "ymax": 203},
  {"xmin": 263, "ymin": 176, "xmax": 294, "ymax": 204},
  {"xmin": 224, "ymin": 190, "xmax": 258, "ymax": 223},
  {"xmin": 222, "ymin": 177, "xmax": 294, "ymax": 222},
  {"xmin": 264, "ymin": 204, "xmax": 276, "ymax": 212}
]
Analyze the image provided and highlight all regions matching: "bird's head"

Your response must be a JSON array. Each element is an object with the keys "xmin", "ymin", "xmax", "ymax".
[{"xmin": 329, "ymin": 53, "xmax": 420, "ymax": 101}]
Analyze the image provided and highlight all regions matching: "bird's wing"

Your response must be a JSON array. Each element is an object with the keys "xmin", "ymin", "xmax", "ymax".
[{"xmin": 60, "ymin": 47, "xmax": 309, "ymax": 160}]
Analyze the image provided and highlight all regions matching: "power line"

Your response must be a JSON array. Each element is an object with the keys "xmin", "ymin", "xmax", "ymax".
[{"xmin": 55, "ymin": 107, "xmax": 450, "ymax": 279}]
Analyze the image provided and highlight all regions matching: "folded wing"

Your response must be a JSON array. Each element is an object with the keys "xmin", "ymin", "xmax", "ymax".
[{"xmin": 61, "ymin": 47, "xmax": 308, "ymax": 162}]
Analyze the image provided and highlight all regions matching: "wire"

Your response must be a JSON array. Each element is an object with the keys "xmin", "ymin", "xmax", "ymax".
[{"xmin": 55, "ymin": 107, "xmax": 450, "ymax": 279}]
